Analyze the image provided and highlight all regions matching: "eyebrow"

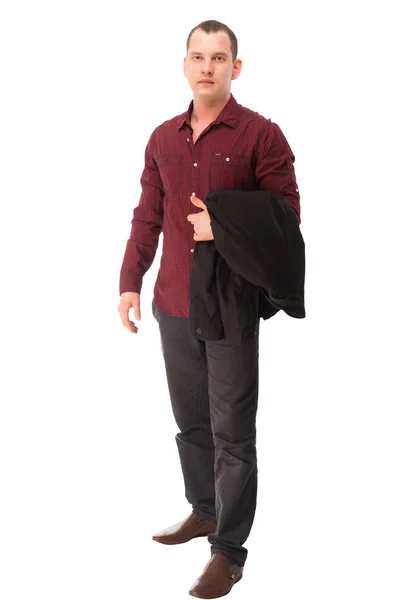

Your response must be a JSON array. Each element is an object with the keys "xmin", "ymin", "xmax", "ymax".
[{"xmin": 189, "ymin": 51, "xmax": 229, "ymax": 57}]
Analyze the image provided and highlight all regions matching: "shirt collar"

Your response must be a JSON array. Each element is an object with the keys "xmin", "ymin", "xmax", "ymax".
[{"xmin": 177, "ymin": 93, "xmax": 239, "ymax": 130}]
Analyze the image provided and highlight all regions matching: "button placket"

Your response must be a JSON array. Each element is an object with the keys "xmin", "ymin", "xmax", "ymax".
[{"xmin": 188, "ymin": 133, "xmax": 203, "ymax": 251}]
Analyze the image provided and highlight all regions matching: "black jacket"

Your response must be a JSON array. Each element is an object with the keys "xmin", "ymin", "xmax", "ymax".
[{"xmin": 189, "ymin": 189, "xmax": 306, "ymax": 343}]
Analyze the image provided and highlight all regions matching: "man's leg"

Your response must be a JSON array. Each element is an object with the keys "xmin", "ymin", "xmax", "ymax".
[
  {"xmin": 205, "ymin": 327, "xmax": 260, "ymax": 567},
  {"xmin": 152, "ymin": 298, "xmax": 216, "ymax": 521}
]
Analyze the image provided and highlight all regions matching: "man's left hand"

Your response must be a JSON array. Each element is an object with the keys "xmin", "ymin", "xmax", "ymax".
[{"xmin": 187, "ymin": 195, "xmax": 214, "ymax": 241}]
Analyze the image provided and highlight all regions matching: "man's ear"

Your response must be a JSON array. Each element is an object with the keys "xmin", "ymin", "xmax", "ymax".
[
  {"xmin": 231, "ymin": 59, "xmax": 242, "ymax": 81},
  {"xmin": 183, "ymin": 57, "xmax": 187, "ymax": 78}
]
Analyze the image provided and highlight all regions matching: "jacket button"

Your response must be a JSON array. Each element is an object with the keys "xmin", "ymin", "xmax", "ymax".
[{"xmin": 196, "ymin": 328, "xmax": 202, "ymax": 334}]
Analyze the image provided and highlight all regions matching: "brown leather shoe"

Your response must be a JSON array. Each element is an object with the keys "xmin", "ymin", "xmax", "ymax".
[
  {"xmin": 152, "ymin": 512, "xmax": 216, "ymax": 545},
  {"xmin": 188, "ymin": 553, "xmax": 243, "ymax": 598}
]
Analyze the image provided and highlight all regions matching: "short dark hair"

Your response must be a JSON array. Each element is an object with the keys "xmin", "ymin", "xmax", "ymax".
[{"xmin": 186, "ymin": 20, "xmax": 238, "ymax": 62}]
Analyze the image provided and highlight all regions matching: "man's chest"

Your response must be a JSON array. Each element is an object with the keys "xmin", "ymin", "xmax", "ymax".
[
  {"xmin": 155, "ymin": 125, "xmax": 257, "ymax": 195},
  {"xmin": 191, "ymin": 121, "xmax": 208, "ymax": 144}
]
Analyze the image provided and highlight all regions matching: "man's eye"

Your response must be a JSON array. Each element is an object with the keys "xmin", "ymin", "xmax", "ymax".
[{"xmin": 192, "ymin": 56, "xmax": 224, "ymax": 61}]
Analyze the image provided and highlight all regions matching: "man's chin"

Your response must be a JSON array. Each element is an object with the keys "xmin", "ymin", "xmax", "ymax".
[{"xmin": 196, "ymin": 86, "xmax": 218, "ymax": 96}]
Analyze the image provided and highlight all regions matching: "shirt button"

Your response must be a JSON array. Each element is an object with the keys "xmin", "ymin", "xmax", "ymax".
[
  {"xmin": 191, "ymin": 192, "xmax": 196, "ymax": 196},
  {"xmin": 226, "ymin": 157, "xmax": 230, "ymax": 161},
  {"xmin": 196, "ymin": 328, "xmax": 202, "ymax": 334},
  {"xmin": 190, "ymin": 249, "xmax": 194, "ymax": 253},
  {"xmin": 295, "ymin": 188, "xmax": 299, "ymax": 192},
  {"xmin": 193, "ymin": 162, "xmax": 197, "ymax": 167},
  {"xmin": 187, "ymin": 138, "xmax": 190, "ymax": 142}
]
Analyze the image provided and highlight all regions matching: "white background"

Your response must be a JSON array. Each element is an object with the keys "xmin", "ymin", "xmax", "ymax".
[{"xmin": 1, "ymin": 1, "xmax": 399, "ymax": 598}]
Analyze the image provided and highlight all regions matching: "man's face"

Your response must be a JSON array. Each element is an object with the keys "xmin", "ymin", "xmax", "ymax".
[{"xmin": 183, "ymin": 29, "xmax": 241, "ymax": 102}]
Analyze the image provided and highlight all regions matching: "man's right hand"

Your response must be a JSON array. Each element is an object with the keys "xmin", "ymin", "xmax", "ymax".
[{"xmin": 118, "ymin": 291, "xmax": 141, "ymax": 334}]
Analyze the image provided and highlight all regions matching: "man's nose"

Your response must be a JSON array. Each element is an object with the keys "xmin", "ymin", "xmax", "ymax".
[{"xmin": 202, "ymin": 60, "xmax": 213, "ymax": 73}]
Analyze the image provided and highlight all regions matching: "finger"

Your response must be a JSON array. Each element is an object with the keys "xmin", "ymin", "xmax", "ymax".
[
  {"xmin": 121, "ymin": 316, "xmax": 137, "ymax": 333},
  {"xmin": 120, "ymin": 306, "xmax": 136, "ymax": 329},
  {"xmin": 130, "ymin": 319, "xmax": 138, "ymax": 333},
  {"xmin": 191, "ymin": 196, "xmax": 205, "ymax": 208},
  {"xmin": 129, "ymin": 320, "xmax": 138, "ymax": 334}
]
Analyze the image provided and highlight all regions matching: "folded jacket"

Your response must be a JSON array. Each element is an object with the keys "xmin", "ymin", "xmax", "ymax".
[{"xmin": 189, "ymin": 189, "xmax": 306, "ymax": 342}]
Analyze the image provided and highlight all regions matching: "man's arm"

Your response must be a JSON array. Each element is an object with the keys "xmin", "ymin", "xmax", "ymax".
[
  {"xmin": 254, "ymin": 121, "xmax": 301, "ymax": 225},
  {"xmin": 119, "ymin": 128, "xmax": 164, "ymax": 295}
]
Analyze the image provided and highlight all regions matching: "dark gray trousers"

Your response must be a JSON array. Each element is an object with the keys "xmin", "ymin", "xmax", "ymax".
[{"xmin": 151, "ymin": 298, "xmax": 260, "ymax": 566}]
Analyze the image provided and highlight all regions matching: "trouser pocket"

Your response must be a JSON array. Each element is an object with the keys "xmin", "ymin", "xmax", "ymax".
[{"xmin": 151, "ymin": 298, "xmax": 160, "ymax": 323}]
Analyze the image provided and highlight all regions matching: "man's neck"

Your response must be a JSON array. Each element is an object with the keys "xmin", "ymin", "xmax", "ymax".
[{"xmin": 191, "ymin": 93, "xmax": 231, "ymax": 124}]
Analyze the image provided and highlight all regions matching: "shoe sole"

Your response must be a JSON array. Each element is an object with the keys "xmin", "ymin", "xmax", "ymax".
[{"xmin": 188, "ymin": 572, "xmax": 243, "ymax": 598}]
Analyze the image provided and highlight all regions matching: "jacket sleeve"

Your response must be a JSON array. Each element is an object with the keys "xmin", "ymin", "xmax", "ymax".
[
  {"xmin": 254, "ymin": 121, "xmax": 301, "ymax": 224},
  {"xmin": 119, "ymin": 128, "xmax": 164, "ymax": 295}
]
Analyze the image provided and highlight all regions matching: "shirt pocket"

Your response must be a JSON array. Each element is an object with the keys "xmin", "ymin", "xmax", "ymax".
[
  {"xmin": 157, "ymin": 154, "xmax": 182, "ymax": 194},
  {"xmin": 208, "ymin": 152, "xmax": 252, "ymax": 191}
]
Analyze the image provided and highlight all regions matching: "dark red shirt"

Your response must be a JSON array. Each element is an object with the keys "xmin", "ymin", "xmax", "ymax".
[{"xmin": 119, "ymin": 93, "xmax": 301, "ymax": 318}]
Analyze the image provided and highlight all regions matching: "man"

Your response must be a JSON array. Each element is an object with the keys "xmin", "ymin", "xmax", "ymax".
[{"xmin": 118, "ymin": 20, "xmax": 301, "ymax": 598}]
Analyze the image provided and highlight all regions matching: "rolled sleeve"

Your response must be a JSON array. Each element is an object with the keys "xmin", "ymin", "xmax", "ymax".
[{"xmin": 254, "ymin": 122, "xmax": 301, "ymax": 224}]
